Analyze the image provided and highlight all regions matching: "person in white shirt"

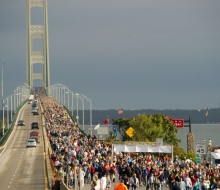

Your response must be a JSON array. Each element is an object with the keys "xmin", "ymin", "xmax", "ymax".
[
  {"xmin": 184, "ymin": 175, "xmax": 192, "ymax": 190},
  {"xmin": 79, "ymin": 166, "xmax": 85, "ymax": 188},
  {"xmin": 100, "ymin": 173, "xmax": 107, "ymax": 190},
  {"xmin": 131, "ymin": 173, "xmax": 139, "ymax": 190},
  {"xmin": 179, "ymin": 177, "xmax": 186, "ymax": 190}
]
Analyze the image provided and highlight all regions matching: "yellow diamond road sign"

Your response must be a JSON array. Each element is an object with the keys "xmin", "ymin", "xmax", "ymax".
[{"xmin": 126, "ymin": 127, "xmax": 134, "ymax": 137}]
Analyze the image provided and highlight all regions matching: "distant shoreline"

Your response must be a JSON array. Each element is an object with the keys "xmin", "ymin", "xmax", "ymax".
[{"xmin": 1, "ymin": 108, "xmax": 220, "ymax": 124}]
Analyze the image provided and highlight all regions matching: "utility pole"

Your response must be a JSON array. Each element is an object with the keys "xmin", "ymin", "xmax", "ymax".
[{"xmin": 2, "ymin": 59, "xmax": 4, "ymax": 135}]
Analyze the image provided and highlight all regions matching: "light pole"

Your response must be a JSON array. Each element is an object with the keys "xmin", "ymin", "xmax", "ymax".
[
  {"xmin": 204, "ymin": 138, "xmax": 212, "ymax": 163},
  {"xmin": 79, "ymin": 94, "xmax": 92, "ymax": 135},
  {"xmin": 2, "ymin": 60, "xmax": 4, "ymax": 136},
  {"xmin": 63, "ymin": 88, "xmax": 66, "ymax": 107},
  {"xmin": 67, "ymin": 90, "xmax": 69, "ymax": 109},
  {"xmin": 6, "ymin": 98, "xmax": 9, "ymax": 130},
  {"xmin": 10, "ymin": 95, "xmax": 12, "ymax": 123},
  {"xmin": 75, "ymin": 94, "xmax": 84, "ymax": 130},
  {"xmin": 76, "ymin": 93, "xmax": 79, "ymax": 125},
  {"xmin": 208, "ymin": 139, "xmax": 212, "ymax": 164},
  {"xmin": 82, "ymin": 97, "xmax": 84, "ymax": 132},
  {"xmin": 71, "ymin": 90, "xmax": 74, "ymax": 116},
  {"xmin": 2, "ymin": 99, "xmax": 4, "ymax": 135},
  {"xmin": 68, "ymin": 90, "xmax": 75, "ymax": 117}
]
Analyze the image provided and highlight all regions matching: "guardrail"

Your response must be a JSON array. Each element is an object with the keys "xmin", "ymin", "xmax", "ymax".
[{"xmin": 0, "ymin": 100, "xmax": 27, "ymax": 146}]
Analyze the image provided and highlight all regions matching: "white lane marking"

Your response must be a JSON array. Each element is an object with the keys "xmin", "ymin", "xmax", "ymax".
[{"xmin": 0, "ymin": 103, "xmax": 28, "ymax": 157}]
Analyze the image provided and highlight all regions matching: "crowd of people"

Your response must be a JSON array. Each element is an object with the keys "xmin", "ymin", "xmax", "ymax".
[{"xmin": 38, "ymin": 91, "xmax": 220, "ymax": 190}]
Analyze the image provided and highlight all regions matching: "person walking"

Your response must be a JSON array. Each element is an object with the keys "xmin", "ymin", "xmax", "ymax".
[
  {"xmin": 184, "ymin": 175, "xmax": 192, "ymax": 190},
  {"xmin": 124, "ymin": 174, "xmax": 130, "ymax": 190},
  {"xmin": 115, "ymin": 179, "xmax": 128, "ymax": 190},
  {"xmin": 100, "ymin": 173, "xmax": 107, "ymax": 190},
  {"xmin": 131, "ymin": 173, "xmax": 139, "ymax": 190},
  {"xmin": 178, "ymin": 177, "xmax": 186, "ymax": 190},
  {"xmin": 173, "ymin": 181, "xmax": 181, "ymax": 190},
  {"xmin": 148, "ymin": 173, "xmax": 156, "ymax": 190},
  {"xmin": 106, "ymin": 175, "xmax": 111, "ymax": 190}
]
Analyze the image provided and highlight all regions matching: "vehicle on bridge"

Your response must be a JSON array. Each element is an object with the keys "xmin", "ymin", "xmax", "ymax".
[
  {"xmin": 32, "ymin": 107, "xmax": 38, "ymax": 113},
  {"xmin": 33, "ymin": 99, "xmax": 38, "ymax": 103},
  {"xmin": 29, "ymin": 136, "xmax": 40, "ymax": 143},
  {"xmin": 28, "ymin": 95, "xmax": 35, "ymax": 104},
  {"xmin": 18, "ymin": 120, "xmax": 25, "ymax": 126},
  {"xmin": 30, "ymin": 131, "xmax": 40, "ymax": 137},
  {"xmin": 32, "ymin": 110, "xmax": 39, "ymax": 115},
  {"xmin": 26, "ymin": 139, "xmax": 37, "ymax": 148},
  {"xmin": 31, "ymin": 122, "xmax": 39, "ymax": 129}
]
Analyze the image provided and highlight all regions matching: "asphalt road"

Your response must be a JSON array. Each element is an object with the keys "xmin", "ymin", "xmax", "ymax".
[{"xmin": 0, "ymin": 102, "xmax": 47, "ymax": 190}]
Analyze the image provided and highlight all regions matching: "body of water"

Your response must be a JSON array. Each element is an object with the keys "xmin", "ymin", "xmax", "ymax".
[
  {"xmin": 81, "ymin": 124, "xmax": 220, "ymax": 152},
  {"xmin": 177, "ymin": 124, "xmax": 220, "ymax": 152}
]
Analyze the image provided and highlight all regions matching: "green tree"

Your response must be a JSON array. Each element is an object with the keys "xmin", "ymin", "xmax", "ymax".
[{"xmin": 112, "ymin": 114, "xmax": 180, "ymax": 146}]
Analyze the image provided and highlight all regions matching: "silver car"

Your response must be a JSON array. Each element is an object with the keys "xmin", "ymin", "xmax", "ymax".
[
  {"xmin": 26, "ymin": 139, "xmax": 37, "ymax": 148},
  {"xmin": 29, "ymin": 136, "xmax": 40, "ymax": 143}
]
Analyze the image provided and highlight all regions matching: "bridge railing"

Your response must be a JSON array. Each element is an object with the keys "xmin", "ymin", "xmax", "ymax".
[{"xmin": 0, "ymin": 100, "xmax": 27, "ymax": 146}]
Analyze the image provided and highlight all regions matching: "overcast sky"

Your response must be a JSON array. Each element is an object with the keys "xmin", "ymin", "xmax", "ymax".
[{"xmin": 0, "ymin": 0, "xmax": 220, "ymax": 110}]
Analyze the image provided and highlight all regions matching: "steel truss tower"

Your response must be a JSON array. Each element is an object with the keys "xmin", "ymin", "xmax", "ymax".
[{"xmin": 26, "ymin": 0, "xmax": 50, "ymax": 91}]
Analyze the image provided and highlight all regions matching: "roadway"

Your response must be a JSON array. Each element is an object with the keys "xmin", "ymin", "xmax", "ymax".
[{"xmin": 0, "ymin": 102, "xmax": 47, "ymax": 190}]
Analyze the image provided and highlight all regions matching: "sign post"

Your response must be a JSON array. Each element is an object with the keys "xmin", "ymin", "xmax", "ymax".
[
  {"xmin": 196, "ymin": 156, "xmax": 201, "ymax": 164},
  {"xmin": 195, "ymin": 142, "xmax": 206, "ymax": 155},
  {"xmin": 112, "ymin": 125, "xmax": 118, "ymax": 137},
  {"xmin": 126, "ymin": 127, "xmax": 134, "ymax": 138},
  {"xmin": 167, "ymin": 116, "xmax": 184, "ymax": 128}
]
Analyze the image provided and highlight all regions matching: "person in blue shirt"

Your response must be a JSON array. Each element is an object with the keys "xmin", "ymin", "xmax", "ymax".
[
  {"xmin": 194, "ymin": 178, "xmax": 201, "ymax": 190},
  {"xmin": 142, "ymin": 166, "xmax": 148, "ymax": 186}
]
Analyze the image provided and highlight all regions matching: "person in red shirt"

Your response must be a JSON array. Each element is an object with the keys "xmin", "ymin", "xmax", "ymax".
[
  {"xmin": 104, "ymin": 163, "xmax": 111, "ymax": 175},
  {"xmin": 190, "ymin": 174, "xmax": 196, "ymax": 187},
  {"xmin": 91, "ymin": 164, "xmax": 95, "ymax": 180}
]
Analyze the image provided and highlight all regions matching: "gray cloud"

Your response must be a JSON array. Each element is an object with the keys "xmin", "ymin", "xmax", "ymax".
[{"xmin": 0, "ymin": 0, "xmax": 220, "ymax": 109}]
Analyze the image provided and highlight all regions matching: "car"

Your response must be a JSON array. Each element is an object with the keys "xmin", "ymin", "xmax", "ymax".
[
  {"xmin": 18, "ymin": 120, "xmax": 25, "ymax": 126},
  {"xmin": 33, "ymin": 110, "xmax": 39, "ymax": 115},
  {"xmin": 33, "ymin": 100, "xmax": 38, "ymax": 104},
  {"xmin": 30, "ymin": 131, "xmax": 40, "ymax": 137},
  {"xmin": 32, "ymin": 104, "xmax": 38, "ymax": 109},
  {"xmin": 26, "ymin": 139, "xmax": 37, "ymax": 148},
  {"xmin": 29, "ymin": 136, "xmax": 40, "ymax": 143},
  {"xmin": 32, "ymin": 108, "xmax": 38, "ymax": 113},
  {"xmin": 32, "ymin": 103, "xmax": 37, "ymax": 107},
  {"xmin": 31, "ymin": 122, "xmax": 39, "ymax": 129}
]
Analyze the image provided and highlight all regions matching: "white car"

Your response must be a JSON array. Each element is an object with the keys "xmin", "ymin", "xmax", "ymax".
[
  {"xmin": 26, "ymin": 139, "xmax": 37, "ymax": 148},
  {"xmin": 32, "ymin": 108, "xmax": 38, "ymax": 113}
]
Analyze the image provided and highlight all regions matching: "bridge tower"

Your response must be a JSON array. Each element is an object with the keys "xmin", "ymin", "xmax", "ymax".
[{"xmin": 26, "ymin": 0, "xmax": 50, "ymax": 91}]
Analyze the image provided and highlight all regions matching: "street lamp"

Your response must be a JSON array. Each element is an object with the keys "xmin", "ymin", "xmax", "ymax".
[
  {"xmin": 204, "ymin": 138, "xmax": 212, "ymax": 163},
  {"xmin": 208, "ymin": 139, "xmax": 212, "ymax": 164},
  {"xmin": 68, "ymin": 90, "xmax": 75, "ymax": 118},
  {"xmin": 76, "ymin": 93, "xmax": 79, "ymax": 125},
  {"xmin": 66, "ymin": 90, "xmax": 69, "ymax": 109},
  {"xmin": 6, "ymin": 98, "xmax": 9, "ymax": 130},
  {"xmin": 10, "ymin": 95, "xmax": 12, "ymax": 123},
  {"xmin": 78, "ymin": 94, "xmax": 92, "ymax": 135},
  {"xmin": 2, "ymin": 59, "xmax": 4, "ymax": 136}
]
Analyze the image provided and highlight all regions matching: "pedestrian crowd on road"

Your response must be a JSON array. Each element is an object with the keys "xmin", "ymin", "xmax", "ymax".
[{"xmin": 38, "ymin": 91, "xmax": 220, "ymax": 190}]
